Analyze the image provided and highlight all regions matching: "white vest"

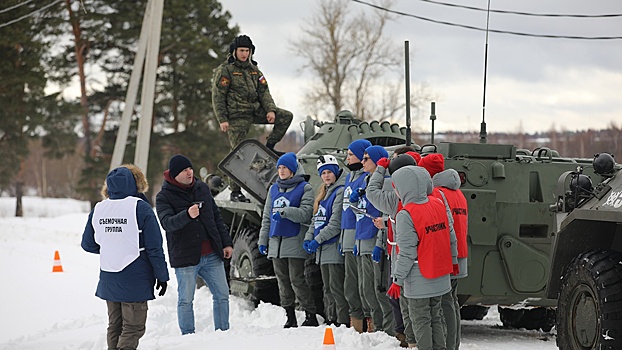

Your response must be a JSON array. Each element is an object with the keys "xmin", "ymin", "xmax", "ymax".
[{"xmin": 92, "ymin": 197, "xmax": 141, "ymax": 272}]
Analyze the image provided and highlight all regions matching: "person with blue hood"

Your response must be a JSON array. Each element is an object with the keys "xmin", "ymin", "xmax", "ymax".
[
  {"xmin": 303, "ymin": 154, "xmax": 349, "ymax": 327},
  {"xmin": 339, "ymin": 138, "xmax": 372, "ymax": 333},
  {"xmin": 82, "ymin": 166, "xmax": 169, "ymax": 350},
  {"xmin": 387, "ymin": 165, "xmax": 458, "ymax": 350},
  {"xmin": 258, "ymin": 152, "xmax": 318, "ymax": 328}
]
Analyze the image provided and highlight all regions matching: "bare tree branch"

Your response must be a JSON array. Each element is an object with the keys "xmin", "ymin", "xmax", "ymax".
[{"xmin": 290, "ymin": 0, "xmax": 432, "ymax": 122}]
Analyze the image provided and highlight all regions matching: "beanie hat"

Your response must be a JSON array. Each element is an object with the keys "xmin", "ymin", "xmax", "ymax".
[
  {"xmin": 388, "ymin": 154, "xmax": 417, "ymax": 175},
  {"xmin": 277, "ymin": 152, "xmax": 298, "ymax": 174},
  {"xmin": 419, "ymin": 153, "xmax": 445, "ymax": 177},
  {"xmin": 348, "ymin": 139, "xmax": 372, "ymax": 161},
  {"xmin": 168, "ymin": 154, "xmax": 193, "ymax": 179},
  {"xmin": 405, "ymin": 151, "xmax": 422, "ymax": 165},
  {"xmin": 365, "ymin": 145, "xmax": 389, "ymax": 164}
]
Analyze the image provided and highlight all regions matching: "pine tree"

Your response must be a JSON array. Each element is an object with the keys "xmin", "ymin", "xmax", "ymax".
[{"xmin": 0, "ymin": 0, "xmax": 48, "ymax": 215}]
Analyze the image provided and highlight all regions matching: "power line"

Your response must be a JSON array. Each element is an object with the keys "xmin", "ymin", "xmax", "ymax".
[
  {"xmin": 0, "ymin": 0, "xmax": 34, "ymax": 15},
  {"xmin": 415, "ymin": 0, "xmax": 622, "ymax": 18},
  {"xmin": 352, "ymin": 0, "xmax": 622, "ymax": 40},
  {"xmin": 0, "ymin": 0, "xmax": 63, "ymax": 29}
]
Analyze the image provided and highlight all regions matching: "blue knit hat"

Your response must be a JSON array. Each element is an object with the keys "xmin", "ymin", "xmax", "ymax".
[
  {"xmin": 365, "ymin": 145, "xmax": 389, "ymax": 164},
  {"xmin": 277, "ymin": 152, "xmax": 298, "ymax": 173},
  {"xmin": 348, "ymin": 139, "xmax": 372, "ymax": 161}
]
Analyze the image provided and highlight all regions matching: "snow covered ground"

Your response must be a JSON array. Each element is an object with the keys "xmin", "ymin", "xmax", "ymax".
[{"xmin": 0, "ymin": 197, "xmax": 558, "ymax": 349}]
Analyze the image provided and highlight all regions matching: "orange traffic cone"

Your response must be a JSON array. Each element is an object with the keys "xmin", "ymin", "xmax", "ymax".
[
  {"xmin": 323, "ymin": 327, "xmax": 336, "ymax": 349},
  {"xmin": 52, "ymin": 250, "xmax": 63, "ymax": 272}
]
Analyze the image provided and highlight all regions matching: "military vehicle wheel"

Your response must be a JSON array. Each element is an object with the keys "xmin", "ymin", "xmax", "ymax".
[
  {"xmin": 460, "ymin": 305, "xmax": 490, "ymax": 320},
  {"xmin": 229, "ymin": 226, "xmax": 279, "ymax": 306},
  {"xmin": 498, "ymin": 306, "xmax": 555, "ymax": 332},
  {"xmin": 304, "ymin": 255, "xmax": 325, "ymax": 320},
  {"xmin": 556, "ymin": 249, "xmax": 622, "ymax": 350}
]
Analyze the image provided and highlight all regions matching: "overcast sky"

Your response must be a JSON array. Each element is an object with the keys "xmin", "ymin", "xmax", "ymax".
[{"xmin": 220, "ymin": 0, "xmax": 622, "ymax": 134}]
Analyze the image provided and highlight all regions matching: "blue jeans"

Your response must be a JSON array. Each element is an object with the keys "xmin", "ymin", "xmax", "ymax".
[{"xmin": 175, "ymin": 253, "xmax": 230, "ymax": 334}]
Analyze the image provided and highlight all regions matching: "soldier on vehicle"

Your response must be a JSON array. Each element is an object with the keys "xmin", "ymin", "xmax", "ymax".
[{"xmin": 211, "ymin": 34, "xmax": 293, "ymax": 203}]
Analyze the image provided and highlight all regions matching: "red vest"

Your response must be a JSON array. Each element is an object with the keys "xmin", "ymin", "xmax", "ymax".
[
  {"xmin": 403, "ymin": 198, "xmax": 452, "ymax": 279},
  {"xmin": 432, "ymin": 187, "xmax": 468, "ymax": 258},
  {"xmin": 387, "ymin": 202, "xmax": 403, "ymax": 256}
]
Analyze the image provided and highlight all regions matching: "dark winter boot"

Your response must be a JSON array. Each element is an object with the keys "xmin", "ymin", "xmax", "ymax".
[
  {"xmin": 301, "ymin": 311, "xmax": 319, "ymax": 327},
  {"xmin": 283, "ymin": 307, "xmax": 298, "ymax": 328}
]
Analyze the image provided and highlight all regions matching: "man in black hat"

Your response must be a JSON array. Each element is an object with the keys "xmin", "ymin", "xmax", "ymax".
[
  {"xmin": 212, "ymin": 34, "xmax": 293, "ymax": 202},
  {"xmin": 155, "ymin": 154, "xmax": 233, "ymax": 334}
]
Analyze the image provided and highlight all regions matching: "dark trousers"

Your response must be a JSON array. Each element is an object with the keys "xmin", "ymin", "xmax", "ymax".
[
  {"xmin": 106, "ymin": 300, "xmax": 148, "ymax": 350},
  {"xmin": 272, "ymin": 257, "xmax": 316, "ymax": 313}
]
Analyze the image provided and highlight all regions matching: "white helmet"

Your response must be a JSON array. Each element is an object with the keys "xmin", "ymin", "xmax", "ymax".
[{"xmin": 317, "ymin": 154, "xmax": 339, "ymax": 170}]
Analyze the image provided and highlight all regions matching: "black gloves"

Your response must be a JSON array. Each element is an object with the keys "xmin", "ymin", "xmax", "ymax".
[{"xmin": 156, "ymin": 280, "xmax": 167, "ymax": 296}]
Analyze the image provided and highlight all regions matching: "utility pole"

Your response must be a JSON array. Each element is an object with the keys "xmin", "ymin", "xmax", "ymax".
[{"xmin": 109, "ymin": 0, "xmax": 164, "ymax": 173}]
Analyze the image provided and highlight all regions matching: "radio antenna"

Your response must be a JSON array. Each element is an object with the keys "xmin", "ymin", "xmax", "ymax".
[
  {"xmin": 404, "ymin": 40, "xmax": 412, "ymax": 146},
  {"xmin": 480, "ymin": 0, "xmax": 491, "ymax": 144}
]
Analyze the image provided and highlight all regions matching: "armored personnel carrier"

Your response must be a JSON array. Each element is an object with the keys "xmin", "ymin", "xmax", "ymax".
[
  {"xmin": 206, "ymin": 111, "xmax": 408, "ymax": 307},
  {"xmin": 206, "ymin": 113, "xmax": 621, "ymax": 349}
]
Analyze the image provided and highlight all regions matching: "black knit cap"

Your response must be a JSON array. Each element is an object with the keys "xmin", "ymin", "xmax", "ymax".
[
  {"xmin": 229, "ymin": 35, "xmax": 255, "ymax": 54},
  {"xmin": 388, "ymin": 154, "xmax": 416, "ymax": 175},
  {"xmin": 168, "ymin": 154, "xmax": 193, "ymax": 179}
]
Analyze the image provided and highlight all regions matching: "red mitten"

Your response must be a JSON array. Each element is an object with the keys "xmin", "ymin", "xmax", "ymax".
[
  {"xmin": 377, "ymin": 157, "xmax": 390, "ymax": 168},
  {"xmin": 452, "ymin": 263, "xmax": 460, "ymax": 276},
  {"xmin": 386, "ymin": 282, "xmax": 401, "ymax": 299}
]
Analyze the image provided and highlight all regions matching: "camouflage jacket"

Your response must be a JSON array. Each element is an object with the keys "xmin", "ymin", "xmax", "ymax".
[{"xmin": 211, "ymin": 59, "xmax": 277, "ymax": 123}]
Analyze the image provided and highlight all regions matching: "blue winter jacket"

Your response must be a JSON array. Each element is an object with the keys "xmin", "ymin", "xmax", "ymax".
[{"xmin": 81, "ymin": 167, "xmax": 170, "ymax": 302}]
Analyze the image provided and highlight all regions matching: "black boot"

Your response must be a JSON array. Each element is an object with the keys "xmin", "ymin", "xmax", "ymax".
[
  {"xmin": 301, "ymin": 311, "xmax": 319, "ymax": 327},
  {"xmin": 266, "ymin": 142, "xmax": 285, "ymax": 157},
  {"xmin": 230, "ymin": 190, "xmax": 250, "ymax": 203},
  {"xmin": 283, "ymin": 307, "xmax": 297, "ymax": 328}
]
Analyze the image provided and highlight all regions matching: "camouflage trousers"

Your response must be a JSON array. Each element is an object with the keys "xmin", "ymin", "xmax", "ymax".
[{"xmin": 226, "ymin": 107, "xmax": 293, "ymax": 192}]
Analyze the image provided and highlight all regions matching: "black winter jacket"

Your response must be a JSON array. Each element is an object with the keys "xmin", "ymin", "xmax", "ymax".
[{"xmin": 156, "ymin": 177, "xmax": 232, "ymax": 268}]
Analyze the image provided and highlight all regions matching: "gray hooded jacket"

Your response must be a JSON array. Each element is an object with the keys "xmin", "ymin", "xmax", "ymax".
[
  {"xmin": 366, "ymin": 165, "xmax": 396, "ymax": 253},
  {"xmin": 259, "ymin": 163, "xmax": 314, "ymax": 259},
  {"xmin": 305, "ymin": 170, "xmax": 347, "ymax": 265},
  {"xmin": 392, "ymin": 166, "xmax": 456, "ymax": 299},
  {"xmin": 433, "ymin": 169, "xmax": 468, "ymax": 279}
]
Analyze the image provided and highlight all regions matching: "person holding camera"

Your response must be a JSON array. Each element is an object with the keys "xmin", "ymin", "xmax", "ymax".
[
  {"xmin": 156, "ymin": 154, "xmax": 233, "ymax": 334},
  {"xmin": 82, "ymin": 165, "xmax": 169, "ymax": 350}
]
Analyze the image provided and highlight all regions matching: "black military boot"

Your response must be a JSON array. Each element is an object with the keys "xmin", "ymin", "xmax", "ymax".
[
  {"xmin": 266, "ymin": 142, "xmax": 285, "ymax": 157},
  {"xmin": 301, "ymin": 311, "xmax": 319, "ymax": 327},
  {"xmin": 230, "ymin": 190, "xmax": 250, "ymax": 203},
  {"xmin": 283, "ymin": 307, "xmax": 298, "ymax": 328}
]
